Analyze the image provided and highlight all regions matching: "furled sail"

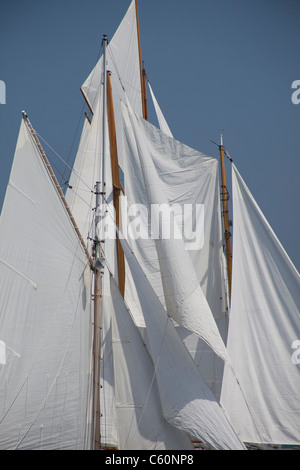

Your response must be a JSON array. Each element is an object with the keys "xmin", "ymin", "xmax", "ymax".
[
  {"xmin": 0, "ymin": 119, "xmax": 93, "ymax": 450},
  {"xmin": 220, "ymin": 164, "xmax": 300, "ymax": 446},
  {"xmin": 121, "ymin": 101, "xmax": 229, "ymax": 364},
  {"xmin": 119, "ymin": 235, "xmax": 244, "ymax": 450}
]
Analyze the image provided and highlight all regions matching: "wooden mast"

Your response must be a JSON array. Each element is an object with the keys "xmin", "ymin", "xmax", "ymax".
[
  {"xmin": 92, "ymin": 34, "xmax": 108, "ymax": 450},
  {"xmin": 92, "ymin": 253, "xmax": 102, "ymax": 450},
  {"xmin": 135, "ymin": 0, "xmax": 148, "ymax": 120},
  {"xmin": 219, "ymin": 134, "xmax": 232, "ymax": 302},
  {"xmin": 107, "ymin": 70, "xmax": 125, "ymax": 297}
]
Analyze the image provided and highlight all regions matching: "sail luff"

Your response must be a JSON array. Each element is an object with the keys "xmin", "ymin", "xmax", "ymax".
[
  {"xmin": 107, "ymin": 71, "xmax": 125, "ymax": 297},
  {"xmin": 135, "ymin": 0, "xmax": 148, "ymax": 120},
  {"xmin": 219, "ymin": 137, "xmax": 232, "ymax": 301},
  {"xmin": 92, "ymin": 34, "xmax": 108, "ymax": 450},
  {"xmin": 21, "ymin": 112, "xmax": 93, "ymax": 269}
]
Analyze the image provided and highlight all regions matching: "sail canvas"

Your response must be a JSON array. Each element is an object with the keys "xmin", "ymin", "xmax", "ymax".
[
  {"xmin": 220, "ymin": 164, "xmax": 300, "ymax": 446},
  {"xmin": 0, "ymin": 120, "xmax": 93, "ymax": 450}
]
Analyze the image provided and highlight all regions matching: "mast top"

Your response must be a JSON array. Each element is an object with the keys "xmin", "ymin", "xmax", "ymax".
[{"xmin": 219, "ymin": 130, "xmax": 223, "ymax": 147}]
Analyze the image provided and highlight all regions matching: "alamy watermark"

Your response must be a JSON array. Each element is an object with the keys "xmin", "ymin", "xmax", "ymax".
[
  {"xmin": 291, "ymin": 340, "xmax": 300, "ymax": 365},
  {"xmin": 95, "ymin": 198, "xmax": 205, "ymax": 251},
  {"xmin": 1, "ymin": 338, "xmax": 299, "ymax": 366},
  {"xmin": 0, "ymin": 341, "xmax": 6, "ymax": 365},
  {"xmin": 291, "ymin": 80, "xmax": 300, "ymax": 105},
  {"xmin": 0, "ymin": 80, "xmax": 6, "ymax": 104}
]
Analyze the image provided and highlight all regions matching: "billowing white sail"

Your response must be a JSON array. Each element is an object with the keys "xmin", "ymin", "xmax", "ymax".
[
  {"xmin": 121, "ymin": 101, "xmax": 229, "ymax": 363},
  {"xmin": 0, "ymin": 119, "xmax": 93, "ymax": 450},
  {"xmin": 105, "ymin": 275, "xmax": 194, "ymax": 450},
  {"xmin": 119, "ymin": 236, "xmax": 244, "ymax": 450},
  {"xmin": 220, "ymin": 164, "xmax": 300, "ymax": 446}
]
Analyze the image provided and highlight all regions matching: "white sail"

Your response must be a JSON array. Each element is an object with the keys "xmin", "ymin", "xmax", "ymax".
[
  {"xmin": 119, "ymin": 236, "xmax": 244, "ymax": 450},
  {"xmin": 65, "ymin": 91, "xmax": 104, "ymax": 254},
  {"xmin": 65, "ymin": 84, "xmax": 119, "ymax": 281},
  {"xmin": 81, "ymin": 0, "xmax": 142, "ymax": 170},
  {"xmin": 148, "ymin": 82, "xmax": 173, "ymax": 138},
  {"xmin": 65, "ymin": 116, "xmax": 91, "ymax": 213},
  {"xmin": 0, "ymin": 119, "xmax": 93, "ymax": 450},
  {"xmin": 121, "ymin": 101, "xmax": 229, "ymax": 364},
  {"xmin": 220, "ymin": 164, "xmax": 300, "ymax": 446},
  {"xmin": 122, "ymin": 100, "xmax": 228, "ymax": 395},
  {"xmin": 99, "ymin": 270, "xmax": 119, "ymax": 449},
  {"xmin": 104, "ymin": 275, "xmax": 193, "ymax": 450}
]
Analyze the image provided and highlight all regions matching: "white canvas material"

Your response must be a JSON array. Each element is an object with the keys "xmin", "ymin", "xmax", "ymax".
[
  {"xmin": 221, "ymin": 164, "xmax": 300, "ymax": 445},
  {"xmin": 0, "ymin": 120, "xmax": 93, "ymax": 449}
]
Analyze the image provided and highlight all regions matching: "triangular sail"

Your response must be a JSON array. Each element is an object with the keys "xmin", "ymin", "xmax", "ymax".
[
  {"xmin": 220, "ymin": 164, "xmax": 300, "ymax": 446},
  {"xmin": 0, "ymin": 119, "xmax": 93, "ymax": 450},
  {"xmin": 148, "ymin": 82, "xmax": 173, "ymax": 138},
  {"xmin": 81, "ymin": 0, "xmax": 142, "ymax": 170}
]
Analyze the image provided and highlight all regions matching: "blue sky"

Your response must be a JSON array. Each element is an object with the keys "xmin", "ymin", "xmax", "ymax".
[{"xmin": 0, "ymin": 0, "xmax": 299, "ymax": 270}]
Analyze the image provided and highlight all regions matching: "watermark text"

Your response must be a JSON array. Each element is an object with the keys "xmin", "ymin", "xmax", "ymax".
[
  {"xmin": 95, "ymin": 198, "xmax": 205, "ymax": 250},
  {"xmin": 0, "ymin": 80, "xmax": 6, "ymax": 104},
  {"xmin": 291, "ymin": 340, "xmax": 300, "ymax": 365},
  {"xmin": 291, "ymin": 80, "xmax": 300, "ymax": 105}
]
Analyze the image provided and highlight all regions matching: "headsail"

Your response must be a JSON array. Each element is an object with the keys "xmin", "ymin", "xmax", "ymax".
[
  {"xmin": 220, "ymin": 164, "xmax": 300, "ymax": 446},
  {"xmin": 0, "ymin": 118, "xmax": 93, "ymax": 450}
]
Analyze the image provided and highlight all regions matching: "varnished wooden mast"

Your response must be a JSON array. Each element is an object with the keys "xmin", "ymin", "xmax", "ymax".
[
  {"xmin": 107, "ymin": 70, "xmax": 125, "ymax": 297},
  {"xmin": 219, "ymin": 136, "xmax": 232, "ymax": 302},
  {"xmin": 135, "ymin": 0, "xmax": 148, "ymax": 120},
  {"xmin": 92, "ymin": 34, "xmax": 108, "ymax": 451}
]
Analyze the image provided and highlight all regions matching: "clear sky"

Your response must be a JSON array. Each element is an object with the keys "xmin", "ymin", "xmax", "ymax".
[{"xmin": 0, "ymin": 0, "xmax": 299, "ymax": 271}]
